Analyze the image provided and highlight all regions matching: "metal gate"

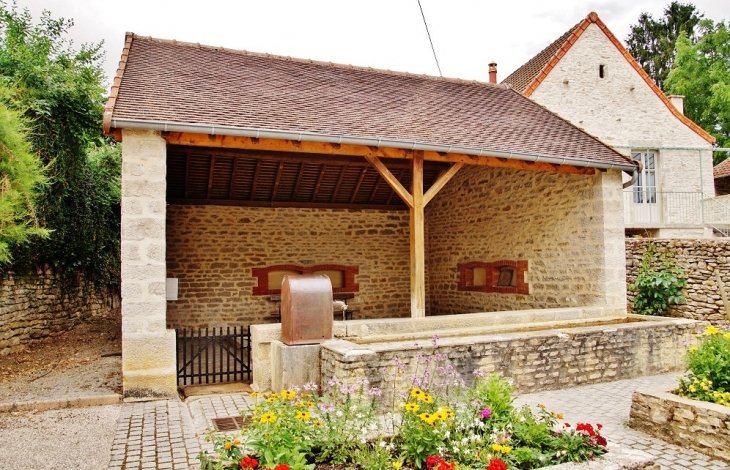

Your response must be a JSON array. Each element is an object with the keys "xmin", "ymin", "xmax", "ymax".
[{"xmin": 176, "ymin": 326, "xmax": 251, "ymax": 386}]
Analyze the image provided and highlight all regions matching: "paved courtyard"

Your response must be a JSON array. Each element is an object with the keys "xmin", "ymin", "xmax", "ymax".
[{"xmin": 107, "ymin": 373, "xmax": 729, "ymax": 469}]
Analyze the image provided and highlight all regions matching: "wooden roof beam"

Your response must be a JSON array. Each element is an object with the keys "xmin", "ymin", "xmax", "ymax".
[
  {"xmin": 365, "ymin": 156, "xmax": 413, "ymax": 208},
  {"xmin": 163, "ymin": 132, "xmax": 596, "ymax": 176}
]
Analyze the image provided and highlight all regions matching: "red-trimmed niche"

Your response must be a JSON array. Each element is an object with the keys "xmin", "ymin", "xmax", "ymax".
[
  {"xmin": 457, "ymin": 260, "xmax": 529, "ymax": 295},
  {"xmin": 252, "ymin": 264, "xmax": 359, "ymax": 295}
]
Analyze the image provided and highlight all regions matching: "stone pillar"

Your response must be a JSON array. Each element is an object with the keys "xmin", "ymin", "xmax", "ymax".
[
  {"xmin": 595, "ymin": 169, "xmax": 628, "ymax": 315},
  {"xmin": 120, "ymin": 129, "xmax": 177, "ymax": 399}
]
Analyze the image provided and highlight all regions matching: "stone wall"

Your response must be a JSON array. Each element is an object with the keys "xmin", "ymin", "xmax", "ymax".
[
  {"xmin": 0, "ymin": 268, "xmax": 118, "ymax": 356},
  {"xmin": 166, "ymin": 205, "xmax": 411, "ymax": 328},
  {"xmin": 320, "ymin": 316, "xmax": 701, "ymax": 397},
  {"xmin": 625, "ymin": 238, "xmax": 730, "ymax": 322},
  {"xmin": 629, "ymin": 390, "xmax": 730, "ymax": 463},
  {"xmin": 425, "ymin": 165, "xmax": 626, "ymax": 316}
]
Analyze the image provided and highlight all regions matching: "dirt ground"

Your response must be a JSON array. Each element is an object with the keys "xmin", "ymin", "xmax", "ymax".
[{"xmin": 0, "ymin": 310, "xmax": 122, "ymax": 403}]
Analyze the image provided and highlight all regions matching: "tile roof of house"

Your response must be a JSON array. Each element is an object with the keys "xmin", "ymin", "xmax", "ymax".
[
  {"xmin": 501, "ymin": 12, "xmax": 715, "ymax": 144},
  {"xmin": 714, "ymin": 158, "xmax": 730, "ymax": 179},
  {"xmin": 105, "ymin": 34, "xmax": 634, "ymax": 169}
]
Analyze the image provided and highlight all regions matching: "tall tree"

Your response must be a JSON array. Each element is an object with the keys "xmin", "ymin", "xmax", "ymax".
[
  {"xmin": 626, "ymin": 2, "xmax": 703, "ymax": 90},
  {"xmin": 665, "ymin": 20, "xmax": 730, "ymax": 164},
  {"xmin": 0, "ymin": 3, "xmax": 120, "ymax": 285},
  {"xmin": 0, "ymin": 87, "xmax": 48, "ymax": 263}
]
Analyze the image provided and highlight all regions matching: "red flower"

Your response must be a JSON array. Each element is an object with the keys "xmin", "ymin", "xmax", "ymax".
[
  {"xmin": 240, "ymin": 456, "xmax": 258, "ymax": 469},
  {"xmin": 426, "ymin": 455, "xmax": 442, "ymax": 469},
  {"xmin": 275, "ymin": 465, "xmax": 290, "ymax": 470},
  {"xmin": 487, "ymin": 458, "xmax": 508, "ymax": 470},
  {"xmin": 564, "ymin": 422, "xmax": 571, "ymax": 427},
  {"xmin": 596, "ymin": 423, "xmax": 603, "ymax": 430},
  {"xmin": 596, "ymin": 435, "xmax": 607, "ymax": 447}
]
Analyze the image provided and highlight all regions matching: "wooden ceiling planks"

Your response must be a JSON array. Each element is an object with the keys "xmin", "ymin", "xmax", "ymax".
[{"xmin": 166, "ymin": 146, "xmax": 448, "ymax": 210}]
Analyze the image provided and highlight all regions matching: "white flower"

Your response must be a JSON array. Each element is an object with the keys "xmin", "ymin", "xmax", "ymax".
[
  {"xmin": 444, "ymin": 431, "xmax": 450, "ymax": 438},
  {"xmin": 335, "ymin": 410, "xmax": 343, "ymax": 417},
  {"xmin": 379, "ymin": 441, "xmax": 386, "ymax": 448}
]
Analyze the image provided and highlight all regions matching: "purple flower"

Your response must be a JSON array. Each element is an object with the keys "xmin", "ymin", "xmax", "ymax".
[{"xmin": 480, "ymin": 407, "xmax": 492, "ymax": 419}]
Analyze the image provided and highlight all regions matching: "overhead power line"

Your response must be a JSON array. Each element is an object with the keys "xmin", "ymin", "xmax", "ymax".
[{"xmin": 416, "ymin": 0, "xmax": 442, "ymax": 76}]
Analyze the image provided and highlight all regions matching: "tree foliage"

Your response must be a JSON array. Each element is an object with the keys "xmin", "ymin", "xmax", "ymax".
[
  {"xmin": 0, "ymin": 87, "xmax": 49, "ymax": 263},
  {"xmin": 665, "ymin": 20, "xmax": 730, "ymax": 163},
  {"xmin": 626, "ymin": 1, "xmax": 703, "ymax": 90},
  {"xmin": 0, "ymin": 2, "xmax": 120, "ymax": 286}
]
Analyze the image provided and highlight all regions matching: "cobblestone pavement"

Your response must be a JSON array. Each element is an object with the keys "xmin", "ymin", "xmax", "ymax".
[
  {"xmin": 107, "ymin": 374, "xmax": 729, "ymax": 469},
  {"xmin": 515, "ymin": 374, "xmax": 728, "ymax": 470}
]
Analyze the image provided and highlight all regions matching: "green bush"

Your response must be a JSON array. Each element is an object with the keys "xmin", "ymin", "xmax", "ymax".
[
  {"xmin": 630, "ymin": 243, "xmax": 687, "ymax": 316},
  {"xmin": 677, "ymin": 324, "xmax": 730, "ymax": 407}
]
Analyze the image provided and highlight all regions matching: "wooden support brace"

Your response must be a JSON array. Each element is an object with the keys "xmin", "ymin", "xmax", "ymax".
[
  {"xmin": 364, "ymin": 156, "xmax": 413, "ymax": 207},
  {"xmin": 423, "ymin": 163, "xmax": 463, "ymax": 206}
]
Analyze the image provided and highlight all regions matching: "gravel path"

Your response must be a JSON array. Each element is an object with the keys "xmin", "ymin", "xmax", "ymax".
[{"xmin": 0, "ymin": 404, "xmax": 120, "ymax": 470}]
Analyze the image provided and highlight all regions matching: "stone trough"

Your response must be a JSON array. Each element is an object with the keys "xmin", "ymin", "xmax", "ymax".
[{"xmin": 251, "ymin": 307, "xmax": 704, "ymax": 395}]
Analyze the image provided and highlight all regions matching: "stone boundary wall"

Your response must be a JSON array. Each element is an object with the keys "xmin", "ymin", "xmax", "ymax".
[
  {"xmin": 625, "ymin": 238, "xmax": 730, "ymax": 322},
  {"xmin": 320, "ymin": 317, "xmax": 702, "ymax": 398},
  {"xmin": 629, "ymin": 390, "xmax": 730, "ymax": 463},
  {"xmin": 0, "ymin": 268, "xmax": 119, "ymax": 356}
]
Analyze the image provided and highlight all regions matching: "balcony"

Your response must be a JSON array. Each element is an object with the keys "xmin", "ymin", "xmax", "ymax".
[{"xmin": 623, "ymin": 190, "xmax": 730, "ymax": 236}]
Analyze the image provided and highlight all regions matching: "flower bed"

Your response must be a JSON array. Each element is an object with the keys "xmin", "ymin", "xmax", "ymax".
[
  {"xmin": 628, "ymin": 324, "xmax": 730, "ymax": 463},
  {"xmin": 199, "ymin": 336, "xmax": 646, "ymax": 470}
]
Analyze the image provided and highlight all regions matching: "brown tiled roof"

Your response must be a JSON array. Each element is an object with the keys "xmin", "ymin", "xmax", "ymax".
[
  {"xmin": 714, "ymin": 158, "xmax": 730, "ymax": 179},
  {"xmin": 501, "ymin": 21, "xmax": 582, "ymax": 94},
  {"xmin": 106, "ymin": 34, "xmax": 634, "ymax": 168},
  {"xmin": 502, "ymin": 12, "xmax": 715, "ymax": 144}
]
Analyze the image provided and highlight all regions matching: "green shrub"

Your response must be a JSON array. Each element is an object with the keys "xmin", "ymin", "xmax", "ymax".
[
  {"xmin": 631, "ymin": 243, "xmax": 687, "ymax": 316},
  {"xmin": 677, "ymin": 324, "xmax": 730, "ymax": 406}
]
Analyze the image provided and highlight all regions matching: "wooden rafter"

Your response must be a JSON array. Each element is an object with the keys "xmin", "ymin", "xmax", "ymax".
[
  {"xmin": 164, "ymin": 132, "xmax": 597, "ymax": 176},
  {"xmin": 183, "ymin": 152, "xmax": 190, "ymax": 198},
  {"xmin": 250, "ymin": 159, "xmax": 261, "ymax": 200},
  {"xmin": 228, "ymin": 156, "xmax": 239, "ymax": 199},
  {"xmin": 292, "ymin": 162, "xmax": 305, "ymax": 201},
  {"xmin": 331, "ymin": 165, "xmax": 347, "ymax": 202},
  {"xmin": 369, "ymin": 175, "xmax": 383, "ymax": 203},
  {"xmin": 271, "ymin": 161, "xmax": 285, "ymax": 201},
  {"xmin": 312, "ymin": 165, "xmax": 326, "ymax": 202},
  {"xmin": 206, "ymin": 156, "xmax": 216, "ymax": 198},
  {"xmin": 350, "ymin": 167, "xmax": 368, "ymax": 204}
]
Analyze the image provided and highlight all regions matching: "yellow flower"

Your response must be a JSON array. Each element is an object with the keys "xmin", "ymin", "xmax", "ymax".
[
  {"xmin": 295, "ymin": 401, "xmax": 305, "ymax": 407},
  {"xmin": 538, "ymin": 404, "xmax": 546, "ymax": 409},
  {"xmin": 419, "ymin": 412, "xmax": 435, "ymax": 425},
  {"xmin": 260, "ymin": 412, "xmax": 277, "ymax": 423},
  {"xmin": 410, "ymin": 388, "xmax": 425, "ymax": 399},
  {"xmin": 688, "ymin": 346, "xmax": 698, "ymax": 352},
  {"xmin": 281, "ymin": 389, "xmax": 297, "ymax": 400},
  {"xmin": 295, "ymin": 411, "xmax": 311, "ymax": 421},
  {"xmin": 557, "ymin": 413, "xmax": 564, "ymax": 419},
  {"xmin": 404, "ymin": 402, "xmax": 420, "ymax": 412},
  {"xmin": 306, "ymin": 401, "xmax": 315, "ymax": 408},
  {"xmin": 443, "ymin": 408, "xmax": 455, "ymax": 419},
  {"xmin": 433, "ymin": 410, "xmax": 446, "ymax": 421},
  {"xmin": 422, "ymin": 393, "xmax": 434, "ymax": 404},
  {"xmin": 249, "ymin": 392, "xmax": 262, "ymax": 398},
  {"xmin": 689, "ymin": 385, "xmax": 697, "ymax": 393},
  {"xmin": 392, "ymin": 462, "xmax": 403, "ymax": 469},
  {"xmin": 313, "ymin": 420, "xmax": 323, "ymax": 427},
  {"xmin": 266, "ymin": 397, "xmax": 277, "ymax": 403},
  {"xmin": 705, "ymin": 325, "xmax": 721, "ymax": 335},
  {"xmin": 233, "ymin": 439, "xmax": 241, "ymax": 445},
  {"xmin": 224, "ymin": 441, "xmax": 232, "ymax": 450},
  {"xmin": 725, "ymin": 332, "xmax": 730, "ymax": 339},
  {"xmin": 491, "ymin": 444, "xmax": 512, "ymax": 454}
]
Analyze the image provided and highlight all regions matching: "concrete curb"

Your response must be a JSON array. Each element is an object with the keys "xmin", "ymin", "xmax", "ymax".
[{"xmin": 0, "ymin": 393, "xmax": 121, "ymax": 413}]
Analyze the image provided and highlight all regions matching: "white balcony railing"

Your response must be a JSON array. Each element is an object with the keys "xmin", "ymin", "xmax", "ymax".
[{"xmin": 623, "ymin": 190, "xmax": 730, "ymax": 236}]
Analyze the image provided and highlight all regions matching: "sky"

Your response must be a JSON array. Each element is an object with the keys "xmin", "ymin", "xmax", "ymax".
[{"xmin": 15, "ymin": 0, "xmax": 730, "ymax": 89}]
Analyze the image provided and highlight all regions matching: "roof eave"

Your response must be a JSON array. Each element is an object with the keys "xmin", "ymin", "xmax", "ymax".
[{"xmin": 110, "ymin": 117, "xmax": 638, "ymax": 173}]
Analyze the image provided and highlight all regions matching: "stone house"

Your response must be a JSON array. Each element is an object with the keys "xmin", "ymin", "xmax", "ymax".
[
  {"xmin": 105, "ymin": 34, "xmax": 636, "ymax": 398},
  {"xmin": 502, "ymin": 12, "xmax": 723, "ymax": 238}
]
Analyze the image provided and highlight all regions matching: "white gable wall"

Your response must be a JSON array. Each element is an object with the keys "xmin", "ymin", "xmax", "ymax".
[{"xmin": 530, "ymin": 23, "xmax": 714, "ymax": 237}]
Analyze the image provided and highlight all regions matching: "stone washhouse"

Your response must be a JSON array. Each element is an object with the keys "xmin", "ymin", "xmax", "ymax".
[{"xmin": 106, "ymin": 33, "xmax": 647, "ymax": 399}]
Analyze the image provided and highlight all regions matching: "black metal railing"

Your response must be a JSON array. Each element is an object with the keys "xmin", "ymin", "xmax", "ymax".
[{"xmin": 176, "ymin": 326, "xmax": 251, "ymax": 386}]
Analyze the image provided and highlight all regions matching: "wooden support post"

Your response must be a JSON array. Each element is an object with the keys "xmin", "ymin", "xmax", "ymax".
[{"xmin": 410, "ymin": 151, "xmax": 426, "ymax": 318}]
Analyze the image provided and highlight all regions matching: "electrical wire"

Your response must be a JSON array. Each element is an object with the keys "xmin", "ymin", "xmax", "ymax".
[{"xmin": 416, "ymin": 0, "xmax": 442, "ymax": 76}]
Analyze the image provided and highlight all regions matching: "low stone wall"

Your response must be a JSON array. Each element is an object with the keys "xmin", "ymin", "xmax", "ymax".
[
  {"xmin": 629, "ymin": 389, "xmax": 730, "ymax": 463},
  {"xmin": 0, "ymin": 268, "xmax": 119, "ymax": 356},
  {"xmin": 626, "ymin": 238, "xmax": 730, "ymax": 322},
  {"xmin": 320, "ymin": 315, "xmax": 702, "ymax": 398}
]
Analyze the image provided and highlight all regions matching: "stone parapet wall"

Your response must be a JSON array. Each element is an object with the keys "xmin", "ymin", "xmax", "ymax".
[
  {"xmin": 625, "ymin": 238, "xmax": 730, "ymax": 321},
  {"xmin": 0, "ymin": 268, "xmax": 119, "ymax": 356},
  {"xmin": 629, "ymin": 390, "xmax": 730, "ymax": 463},
  {"xmin": 166, "ymin": 205, "xmax": 411, "ymax": 329},
  {"xmin": 321, "ymin": 316, "xmax": 701, "ymax": 398}
]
